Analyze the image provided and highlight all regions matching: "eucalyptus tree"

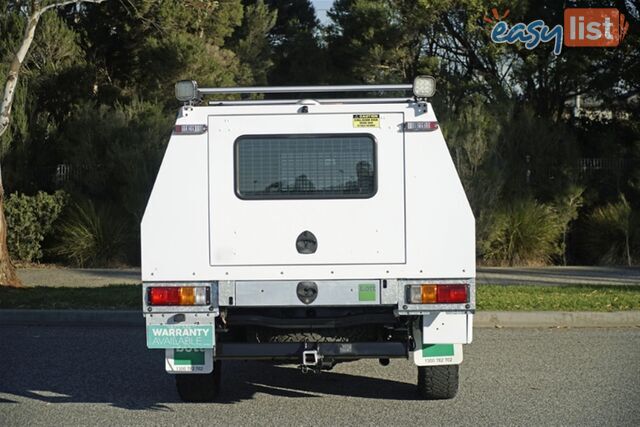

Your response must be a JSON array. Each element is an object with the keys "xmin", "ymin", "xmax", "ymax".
[{"xmin": 0, "ymin": 0, "xmax": 106, "ymax": 286}]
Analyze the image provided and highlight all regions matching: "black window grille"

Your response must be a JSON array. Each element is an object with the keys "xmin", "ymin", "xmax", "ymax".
[{"xmin": 235, "ymin": 134, "xmax": 376, "ymax": 199}]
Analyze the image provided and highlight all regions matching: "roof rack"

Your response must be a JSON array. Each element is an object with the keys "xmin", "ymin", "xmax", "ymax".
[{"xmin": 175, "ymin": 77, "xmax": 436, "ymax": 105}]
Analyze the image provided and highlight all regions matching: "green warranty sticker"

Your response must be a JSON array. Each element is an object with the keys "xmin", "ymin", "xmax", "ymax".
[
  {"xmin": 358, "ymin": 283, "xmax": 377, "ymax": 302},
  {"xmin": 146, "ymin": 325, "xmax": 215, "ymax": 349}
]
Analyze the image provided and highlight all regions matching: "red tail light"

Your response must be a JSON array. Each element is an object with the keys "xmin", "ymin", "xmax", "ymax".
[
  {"xmin": 436, "ymin": 285, "xmax": 467, "ymax": 303},
  {"xmin": 148, "ymin": 287, "xmax": 210, "ymax": 306},
  {"xmin": 406, "ymin": 284, "xmax": 468, "ymax": 304},
  {"xmin": 149, "ymin": 287, "xmax": 181, "ymax": 305}
]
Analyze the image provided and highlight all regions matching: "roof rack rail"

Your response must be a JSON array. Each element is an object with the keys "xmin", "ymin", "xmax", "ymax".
[
  {"xmin": 199, "ymin": 83, "xmax": 412, "ymax": 96},
  {"xmin": 207, "ymin": 97, "xmax": 414, "ymax": 106},
  {"xmin": 175, "ymin": 76, "xmax": 436, "ymax": 103}
]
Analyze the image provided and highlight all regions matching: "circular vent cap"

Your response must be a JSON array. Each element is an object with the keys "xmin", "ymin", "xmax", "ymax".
[{"xmin": 296, "ymin": 230, "xmax": 317, "ymax": 254}]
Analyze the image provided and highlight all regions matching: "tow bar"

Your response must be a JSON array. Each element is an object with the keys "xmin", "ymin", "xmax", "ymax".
[
  {"xmin": 302, "ymin": 349, "xmax": 320, "ymax": 366},
  {"xmin": 301, "ymin": 349, "xmax": 322, "ymax": 373}
]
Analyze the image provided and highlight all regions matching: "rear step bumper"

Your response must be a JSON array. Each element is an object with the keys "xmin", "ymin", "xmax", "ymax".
[{"xmin": 215, "ymin": 342, "xmax": 408, "ymax": 360}]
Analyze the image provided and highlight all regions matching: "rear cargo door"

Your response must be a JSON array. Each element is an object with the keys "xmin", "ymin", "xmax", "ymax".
[{"xmin": 208, "ymin": 112, "xmax": 405, "ymax": 266}]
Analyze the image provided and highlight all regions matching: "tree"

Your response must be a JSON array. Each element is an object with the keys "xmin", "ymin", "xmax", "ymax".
[
  {"xmin": 231, "ymin": 0, "xmax": 277, "ymax": 86},
  {"xmin": 266, "ymin": 0, "xmax": 326, "ymax": 85},
  {"xmin": 326, "ymin": 0, "xmax": 412, "ymax": 84},
  {"xmin": 0, "ymin": 0, "xmax": 106, "ymax": 286},
  {"xmin": 68, "ymin": 0, "xmax": 245, "ymax": 106}
]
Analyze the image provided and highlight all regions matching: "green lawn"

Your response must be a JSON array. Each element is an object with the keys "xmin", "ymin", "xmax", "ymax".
[
  {"xmin": 0, "ymin": 283, "xmax": 638, "ymax": 311},
  {"xmin": 477, "ymin": 284, "xmax": 640, "ymax": 311}
]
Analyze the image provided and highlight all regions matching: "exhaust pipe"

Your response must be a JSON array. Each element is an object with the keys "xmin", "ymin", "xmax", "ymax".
[{"xmin": 378, "ymin": 358, "xmax": 390, "ymax": 366}]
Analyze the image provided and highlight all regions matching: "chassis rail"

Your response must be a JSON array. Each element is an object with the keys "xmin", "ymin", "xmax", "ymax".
[{"xmin": 215, "ymin": 342, "xmax": 409, "ymax": 360}]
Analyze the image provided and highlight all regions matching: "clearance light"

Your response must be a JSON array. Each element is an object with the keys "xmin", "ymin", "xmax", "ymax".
[
  {"xmin": 406, "ymin": 284, "xmax": 467, "ymax": 304},
  {"xmin": 174, "ymin": 124, "xmax": 207, "ymax": 135},
  {"xmin": 148, "ymin": 286, "xmax": 210, "ymax": 306},
  {"xmin": 404, "ymin": 121, "xmax": 439, "ymax": 132}
]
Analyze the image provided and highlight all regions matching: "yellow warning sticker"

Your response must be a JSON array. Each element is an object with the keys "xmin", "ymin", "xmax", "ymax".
[{"xmin": 353, "ymin": 114, "xmax": 380, "ymax": 128}]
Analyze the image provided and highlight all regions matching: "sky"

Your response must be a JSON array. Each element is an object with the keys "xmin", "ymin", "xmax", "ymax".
[
  {"xmin": 310, "ymin": 1, "xmax": 640, "ymax": 23},
  {"xmin": 311, "ymin": 0, "xmax": 334, "ymax": 25}
]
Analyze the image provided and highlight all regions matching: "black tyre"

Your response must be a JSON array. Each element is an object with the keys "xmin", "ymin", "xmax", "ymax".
[
  {"xmin": 417, "ymin": 364, "xmax": 459, "ymax": 400},
  {"xmin": 175, "ymin": 360, "xmax": 222, "ymax": 402}
]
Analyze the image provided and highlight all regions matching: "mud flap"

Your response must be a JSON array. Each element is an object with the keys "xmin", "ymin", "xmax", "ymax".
[{"xmin": 412, "ymin": 313, "xmax": 467, "ymax": 366}]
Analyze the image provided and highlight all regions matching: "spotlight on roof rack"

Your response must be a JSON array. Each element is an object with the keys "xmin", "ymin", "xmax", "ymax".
[
  {"xmin": 175, "ymin": 80, "xmax": 199, "ymax": 102},
  {"xmin": 413, "ymin": 76, "xmax": 436, "ymax": 99}
]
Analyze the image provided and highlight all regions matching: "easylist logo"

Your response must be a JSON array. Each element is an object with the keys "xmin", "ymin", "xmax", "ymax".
[
  {"xmin": 487, "ymin": 7, "xmax": 630, "ymax": 55},
  {"xmin": 564, "ymin": 8, "xmax": 629, "ymax": 47}
]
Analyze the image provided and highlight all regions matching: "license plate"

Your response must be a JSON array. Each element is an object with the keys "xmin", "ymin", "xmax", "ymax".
[{"xmin": 146, "ymin": 325, "xmax": 215, "ymax": 349}]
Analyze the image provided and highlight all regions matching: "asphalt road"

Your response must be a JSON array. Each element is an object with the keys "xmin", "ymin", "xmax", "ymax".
[
  {"xmin": 477, "ymin": 266, "xmax": 640, "ymax": 286},
  {"xmin": 17, "ymin": 266, "xmax": 640, "ymax": 287},
  {"xmin": 0, "ymin": 327, "xmax": 638, "ymax": 426}
]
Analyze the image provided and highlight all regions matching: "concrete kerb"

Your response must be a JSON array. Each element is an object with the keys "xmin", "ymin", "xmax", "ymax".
[
  {"xmin": 1, "ymin": 309, "xmax": 639, "ymax": 328},
  {"xmin": 475, "ymin": 311, "xmax": 640, "ymax": 328}
]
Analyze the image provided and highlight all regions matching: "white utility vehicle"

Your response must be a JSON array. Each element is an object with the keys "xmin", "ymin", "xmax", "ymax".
[{"xmin": 141, "ymin": 77, "xmax": 475, "ymax": 402}]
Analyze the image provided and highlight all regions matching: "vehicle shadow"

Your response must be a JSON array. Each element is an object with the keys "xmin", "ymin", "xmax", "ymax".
[
  {"xmin": 0, "ymin": 326, "xmax": 418, "ymax": 410},
  {"xmin": 0, "ymin": 326, "xmax": 178, "ymax": 411},
  {"xmin": 217, "ymin": 362, "xmax": 420, "ymax": 403}
]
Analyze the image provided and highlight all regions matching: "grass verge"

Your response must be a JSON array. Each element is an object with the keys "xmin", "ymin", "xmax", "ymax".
[
  {"xmin": 0, "ymin": 284, "xmax": 638, "ymax": 311},
  {"xmin": 477, "ymin": 284, "xmax": 640, "ymax": 311}
]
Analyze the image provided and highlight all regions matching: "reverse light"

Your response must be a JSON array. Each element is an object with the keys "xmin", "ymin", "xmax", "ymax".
[
  {"xmin": 406, "ymin": 284, "xmax": 467, "ymax": 304},
  {"xmin": 148, "ymin": 286, "xmax": 210, "ymax": 306},
  {"xmin": 412, "ymin": 75, "xmax": 436, "ymax": 98},
  {"xmin": 174, "ymin": 124, "xmax": 207, "ymax": 135}
]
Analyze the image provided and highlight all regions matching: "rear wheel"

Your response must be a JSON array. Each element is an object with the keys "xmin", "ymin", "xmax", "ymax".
[
  {"xmin": 175, "ymin": 360, "xmax": 222, "ymax": 402},
  {"xmin": 417, "ymin": 365, "xmax": 459, "ymax": 400}
]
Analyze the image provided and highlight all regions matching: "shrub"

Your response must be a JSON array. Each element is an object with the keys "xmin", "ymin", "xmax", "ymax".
[
  {"xmin": 57, "ymin": 100, "xmax": 171, "ymax": 222},
  {"xmin": 554, "ymin": 186, "xmax": 585, "ymax": 265},
  {"xmin": 5, "ymin": 191, "xmax": 68, "ymax": 262},
  {"xmin": 584, "ymin": 195, "xmax": 638, "ymax": 266},
  {"xmin": 50, "ymin": 100, "xmax": 171, "ymax": 266},
  {"xmin": 52, "ymin": 200, "xmax": 128, "ymax": 267},
  {"xmin": 481, "ymin": 198, "xmax": 564, "ymax": 266}
]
